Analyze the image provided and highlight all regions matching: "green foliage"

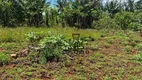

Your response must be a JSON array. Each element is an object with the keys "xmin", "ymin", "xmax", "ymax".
[
  {"xmin": 40, "ymin": 34, "xmax": 87, "ymax": 51},
  {"xmin": 27, "ymin": 32, "xmax": 88, "ymax": 64},
  {"xmin": 133, "ymin": 52, "xmax": 142, "ymax": 62},
  {"xmin": 96, "ymin": 15, "xmax": 119, "ymax": 29},
  {"xmin": 0, "ymin": 53, "xmax": 10, "ymax": 65},
  {"xmin": 104, "ymin": 75, "xmax": 112, "ymax": 80},
  {"xmin": 0, "ymin": 0, "xmax": 15, "ymax": 27},
  {"xmin": 136, "ymin": 12, "xmax": 142, "ymax": 24},
  {"xmin": 115, "ymin": 12, "xmax": 134, "ymax": 30},
  {"xmin": 40, "ymin": 34, "xmax": 67, "ymax": 50},
  {"xmin": 135, "ymin": 0, "xmax": 142, "ymax": 11},
  {"xmin": 0, "ymin": 0, "xmax": 142, "ymax": 29},
  {"xmin": 26, "ymin": 31, "xmax": 45, "ymax": 44},
  {"xmin": 38, "ymin": 35, "xmax": 65, "ymax": 64},
  {"xmin": 1, "ymin": 27, "xmax": 142, "ymax": 79},
  {"xmin": 103, "ymin": 0, "xmax": 122, "ymax": 17},
  {"xmin": 128, "ymin": 13, "xmax": 142, "ymax": 31},
  {"xmin": 26, "ymin": 32, "xmax": 37, "ymax": 43},
  {"xmin": 88, "ymin": 52, "xmax": 103, "ymax": 62},
  {"xmin": 47, "ymin": 8, "xmax": 59, "ymax": 27},
  {"xmin": 128, "ymin": 22, "xmax": 142, "ymax": 31}
]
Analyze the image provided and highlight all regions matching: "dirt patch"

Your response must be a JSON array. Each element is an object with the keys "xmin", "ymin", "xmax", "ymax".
[
  {"xmin": 99, "ymin": 39, "xmax": 124, "ymax": 55},
  {"xmin": 0, "ymin": 48, "xmax": 4, "ymax": 52}
]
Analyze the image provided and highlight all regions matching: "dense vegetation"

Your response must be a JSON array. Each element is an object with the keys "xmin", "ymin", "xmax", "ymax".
[
  {"xmin": 0, "ymin": 0, "xmax": 142, "ymax": 79},
  {"xmin": 0, "ymin": 0, "xmax": 142, "ymax": 30}
]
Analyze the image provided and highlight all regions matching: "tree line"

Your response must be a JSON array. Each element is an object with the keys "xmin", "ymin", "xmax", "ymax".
[{"xmin": 0, "ymin": 0, "xmax": 142, "ymax": 30}]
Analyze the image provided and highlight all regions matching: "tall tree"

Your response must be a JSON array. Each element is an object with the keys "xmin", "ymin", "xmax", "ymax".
[
  {"xmin": 135, "ymin": 0, "xmax": 142, "ymax": 11},
  {"xmin": 18, "ymin": 0, "xmax": 46, "ymax": 27},
  {"xmin": 125, "ymin": 0, "xmax": 135, "ymax": 12},
  {"xmin": 0, "ymin": 0, "xmax": 14, "ymax": 27},
  {"xmin": 103, "ymin": 0, "xmax": 122, "ymax": 17}
]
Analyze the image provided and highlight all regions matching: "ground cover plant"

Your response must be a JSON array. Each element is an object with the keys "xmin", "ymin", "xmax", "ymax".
[{"xmin": 0, "ymin": 27, "xmax": 142, "ymax": 80}]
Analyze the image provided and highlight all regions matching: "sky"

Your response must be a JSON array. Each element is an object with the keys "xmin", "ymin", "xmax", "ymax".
[
  {"xmin": 46, "ymin": 0, "xmax": 56, "ymax": 7},
  {"xmin": 46, "ymin": 0, "xmax": 139, "ymax": 7}
]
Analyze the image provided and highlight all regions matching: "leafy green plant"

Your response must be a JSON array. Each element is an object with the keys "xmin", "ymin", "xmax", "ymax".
[
  {"xmin": 40, "ymin": 34, "xmax": 67, "ymax": 49},
  {"xmin": 26, "ymin": 32, "xmax": 37, "ymax": 43},
  {"xmin": 80, "ymin": 36, "xmax": 95, "ymax": 42},
  {"xmin": 40, "ymin": 34, "xmax": 87, "ymax": 51},
  {"xmin": 0, "ymin": 53, "xmax": 10, "ymax": 66},
  {"xmin": 38, "ymin": 35, "xmax": 65, "ymax": 64},
  {"xmin": 133, "ymin": 52, "xmax": 142, "ymax": 62},
  {"xmin": 104, "ymin": 74, "xmax": 112, "ymax": 80},
  {"xmin": 26, "ymin": 31, "xmax": 46, "ymax": 44},
  {"xmin": 27, "ymin": 33, "xmax": 88, "ymax": 64}
]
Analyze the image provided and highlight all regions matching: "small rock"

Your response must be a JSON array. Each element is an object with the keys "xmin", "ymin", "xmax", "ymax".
[
  {"xmin": 10, "ymin": 54, "xmax": 17, "ymax": 58},
  {"xmin": 20, "ymin": 49, "xmax": 29, "ymax": 57}
]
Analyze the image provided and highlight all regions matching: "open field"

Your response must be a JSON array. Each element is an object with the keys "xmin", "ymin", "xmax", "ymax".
[
  {"xmin": 0, "ymin": 0, "xmax": 142, "ymax": 80},
  {"xmin": 0, "ymin": 27, "xmax": 142, "ymax": 80}
]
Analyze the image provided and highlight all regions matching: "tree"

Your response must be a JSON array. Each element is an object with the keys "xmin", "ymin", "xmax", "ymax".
[
  {"xmin": 135, "ymin": 0, "xmax": 142, "ymax": 12},
  {"xmin": 18, "ymin": 0, "xmax": 46, "ymax": 27},
  {"xmin": 115, "ymin": 12, "xmax": 134, "ymax": 30},
  {"xmin": 124, "ymin": 0, "xmax": 135, "ymax": 12},
  {"xmin": 57, "ymin": 0, "xmax": 102, "ymax": 28},
  {"xmin": 102, "ymin": 0, "xmax": 122, "ymax": 17},
  {"xmin": 0, "ymin": 0, "xmax": 14, "ymax": 27}
]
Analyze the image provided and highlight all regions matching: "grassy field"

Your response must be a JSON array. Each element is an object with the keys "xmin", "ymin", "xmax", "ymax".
[{"xmin": 0, "ymin": 27, "xmax": 142, "ymax": 80}]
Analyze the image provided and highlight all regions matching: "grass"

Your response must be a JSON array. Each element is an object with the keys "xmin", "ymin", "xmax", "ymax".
[
  {"xmin": 0, "ymin": 27, "xmax": 102, "ymax": 42},
  {"xmin": 0, "ymin": 53, "xmax": 10, "ymax": 65},
  {"xmin": 0, "ymin": 27, "xmax": 142, "ymax": 79}
]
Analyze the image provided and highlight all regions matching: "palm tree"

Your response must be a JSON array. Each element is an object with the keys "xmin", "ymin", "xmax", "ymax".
[
  {"xmin": 72, "ymin": 0, "xmax": 102, "ymax": 28},
  {"xmin": 17, "ymin": 0, "xmax": 46, "ymax": 27},
  {"xmin": 135, "ymin": 0, "xmax": 142, "ymax": 11},
  {"xmin": 125, "ymin": 0, "xmax": 135, "ymax": 12},
  {"xmin": 103, "ymin": 0, "xmax": 122, "ymax": 17}
]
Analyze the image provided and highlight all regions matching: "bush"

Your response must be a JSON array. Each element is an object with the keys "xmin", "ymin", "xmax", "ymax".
[
  {"xmin": 136, "ymin": 13, "xmax": 142, "ymax": 24},
  {"xmin": 96, "ymin": 16, "xmax": 119, "ymax": 29},
  {"xmin": 0, "ymin": 53, "xmax": 10, "ymax": 65},
  {"xmin": 27, "ymin": 33, "xmax": 88, "ymax": 64},
  {"xmin": 115, "ymin": 12, "xmax": 134, "ymax": 30},
  {"xmin": 38, "ymin": 35, "xmax": 65, "ymax": 64},
  {"xmin": 128, "ymin": 13, "xmax": 142, "ymax": 31},
  {"xmin": 128, "ymin": 22, "xmax": 142, "ymax": 31}
]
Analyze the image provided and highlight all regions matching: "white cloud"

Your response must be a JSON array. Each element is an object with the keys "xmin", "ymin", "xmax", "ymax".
[{"xmin": 103, "ymin": 0, "xmax": 139, "ymax": 3}]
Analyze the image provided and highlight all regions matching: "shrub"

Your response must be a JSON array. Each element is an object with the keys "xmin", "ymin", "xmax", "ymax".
[
  {"xmin": 115, "ymin": 12, "xmax": 134, "ymax": 30},
  {"xmin": 128, "ymin": 22, "xmax": 142, "ymax": 31},
  {"xmin": 136, "ymin": 13, "xmax": 142, "ymax": 24},
  {"xmin": 96, "ymin": 16, "xmax": 119, "ymax": 30},
  {"xmin": 38, "ymin": 35, "xmax": 65, "ymax": 64},
  {"xmin": 128, "ymin": 13, "xmax": 142, "ymax": 31},
  {"xmin": 0, "ymin": 53, "xmax": 10, "ymax": 65},
  {"xmin": 27, "ymin": 32, "xmax": 88, "ymax": 64}
]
